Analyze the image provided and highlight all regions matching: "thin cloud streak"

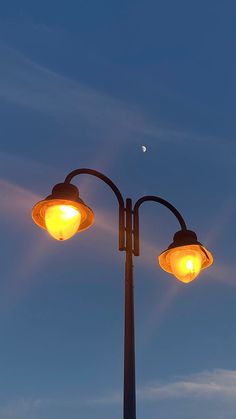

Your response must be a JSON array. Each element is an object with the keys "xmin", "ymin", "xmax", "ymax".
[
  {"xmin": 0, "ymin": 43, "xmax": 162, "ymax": 140},
  {"xmin": 85, "ymin": 369, "xmax": 236, "ymax": 403},
  {"xmin": 2, "ymin": 369, "xmax": 236, "ymax": 418},
  {"xmin": 138, "ymin": 369, "xmax": 236, "ymax": 401},
  {"xmin": 0, "ymin": 178, "xmax": 40, "ymax": 218},
  {"xmin": 82, "ymin": 368, "xmax": 236, "ymax": 403},
  {"xmin": 0, "ymin": 42, "xmax": 217, "ymax": 147}
]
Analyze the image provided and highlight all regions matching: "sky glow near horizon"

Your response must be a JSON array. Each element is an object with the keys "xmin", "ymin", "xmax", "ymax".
[{"xmin": 0, "ymin": 1, "xmax": 236, "ymax": 418}]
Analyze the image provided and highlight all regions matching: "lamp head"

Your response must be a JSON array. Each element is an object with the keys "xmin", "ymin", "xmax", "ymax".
[
  {"xmin": 32, "ymin": 183, "xmax": 94, "ymax": 241},
  {"xmin": 158, "ymin": 230, "xmax": 213, "ymax": 283}
]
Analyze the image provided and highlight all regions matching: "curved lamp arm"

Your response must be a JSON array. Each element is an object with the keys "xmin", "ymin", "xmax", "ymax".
[
  {"xmin": 64, "ymin": 168, "xmax": 125, "ymax": 250},
  {"xmin": 133, "ymin": 195, "xmax": 187, "ymax": 256}
]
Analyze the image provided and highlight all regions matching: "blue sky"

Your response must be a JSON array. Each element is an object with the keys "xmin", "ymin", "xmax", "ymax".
[{"xmin": 0, "ymin": 1, "xmax": 236, "ymax": 418}]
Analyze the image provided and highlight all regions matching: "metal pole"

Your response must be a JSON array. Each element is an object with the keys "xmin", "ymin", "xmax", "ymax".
[
  {"xmin": 123, "ymin": 198, "xmax": 136, "ymax": 419},
  {"xmin": 61, "ymin": 168, "xmax": 189, "ymax": 419}
]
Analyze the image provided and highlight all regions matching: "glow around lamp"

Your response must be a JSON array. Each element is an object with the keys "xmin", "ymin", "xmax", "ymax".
[
  {"xmin": 32, "ymin": 183, "xmax": 94, "ymax": 241},
  {"xmin": 158, "ymin": 230, "xmax": 213, "ymax": 283}
]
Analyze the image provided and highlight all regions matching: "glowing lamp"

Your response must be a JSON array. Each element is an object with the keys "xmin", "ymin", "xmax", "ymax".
[
  {"xmin": 32, "ymin": 183, "xmax": 94, "ymax": 241},
  {"xmin": 158, "ymin": 230, "xmax": 213, "ymax": 283},
  {"xmin": 45, "ymin": 204, "xmax": 81, "ymax": 240}
]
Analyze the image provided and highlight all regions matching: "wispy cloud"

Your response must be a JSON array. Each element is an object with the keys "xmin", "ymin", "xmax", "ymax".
[
  {"xmin": 0, "ymin": 42, "xmax": 193, "ymax": 146},
  {"xmin": 2, "ymin": 369, "xmax": 236, "ymax": 418},
  {"xmin": 82, "ymin": 369, "xmax": 236, "ymax": 404},
  {"xmin": 138, "ymin": 369, "xmax": 236, "ymax": 401}
]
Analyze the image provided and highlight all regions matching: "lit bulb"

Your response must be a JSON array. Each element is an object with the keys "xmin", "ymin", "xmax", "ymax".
[
  {"xmin": 45, "ymin": 205, "xmax": 81, "ymax": 241},
  {"xmin": 169, "ymin": 248, "xmax": 202, "ymax": 283}
]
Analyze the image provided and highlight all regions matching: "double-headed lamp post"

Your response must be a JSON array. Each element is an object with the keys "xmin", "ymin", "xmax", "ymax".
[{"xmin": 32, "ymin": 168, "xmax": 213, "ymax": 419}]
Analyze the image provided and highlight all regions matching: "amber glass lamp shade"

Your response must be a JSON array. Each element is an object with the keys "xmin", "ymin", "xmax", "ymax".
[
  {"xmin": 32, "ymin": 183, "xmax": 94, "ymax": 241},
  {"xmin": 158, "ymin": 230, "xmax": 213, "ymax": 283}
]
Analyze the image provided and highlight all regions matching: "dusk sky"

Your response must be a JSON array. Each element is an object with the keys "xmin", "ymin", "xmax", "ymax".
[{"xmin": 1, "ymin": 1, "xmax": 236, "ymax": 418}]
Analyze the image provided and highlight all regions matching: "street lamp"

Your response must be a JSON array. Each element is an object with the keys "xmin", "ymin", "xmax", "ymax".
[{"xmin": 32, "ymin": 168, "xmax": 213, "ymax": 419}]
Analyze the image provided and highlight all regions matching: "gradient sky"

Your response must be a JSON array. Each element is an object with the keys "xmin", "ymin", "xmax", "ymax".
[{"xmin": 0, "ymin": 1, "xmax": 236, "ymax": 418}]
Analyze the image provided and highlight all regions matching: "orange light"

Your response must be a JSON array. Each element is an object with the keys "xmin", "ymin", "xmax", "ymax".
[
  {"xmin": 168, "ymin": 246, "xmax": 202, "ymax": 283},
  {"xmin": 158, "ymin": 244, "xmax": 213, "ymax": 283},
  {"xmin": 32, "ymin": 184, "xmax": 94, "ymax": 239},
  {"xmin": 45, "ymin": 204, "xmax": 81, "ymax": 241}
]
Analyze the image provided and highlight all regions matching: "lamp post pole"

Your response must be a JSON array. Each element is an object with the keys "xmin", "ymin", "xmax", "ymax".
[
  {"xmin": 124, "ymin": 198, "xmax": 136, "ymax": 419},
  {"xmin": 63, "ymin": 169, "xmax": 187, "ymax": 419},
  {"xmin": 32, "ymin": 168, "xmax": 213, "ymax": 419}
]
